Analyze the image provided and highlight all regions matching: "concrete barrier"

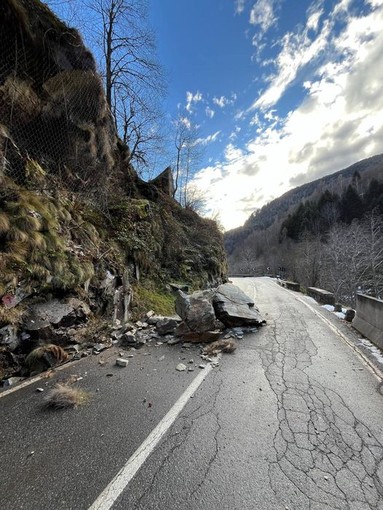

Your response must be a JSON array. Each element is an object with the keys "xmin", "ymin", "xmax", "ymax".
[
  {"xmin": 353, "ymin": 293, "xmax": 383, "ymax": 349},
  {"xmin": 307, "ymin": 287, "xmax": 335, "ymax": 305},
  {"xmin": 279, "ymin": 280, "xmax": 300, "ymax": 291}
]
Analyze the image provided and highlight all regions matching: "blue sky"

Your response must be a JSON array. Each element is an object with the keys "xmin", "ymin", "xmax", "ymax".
[
  {"xmin": 149, "ymin": 0, "xmax": 383, "ymax": 230},
  {"xmin": 46, "ymin": 0, "xmax": 383, "ymax": 231}
]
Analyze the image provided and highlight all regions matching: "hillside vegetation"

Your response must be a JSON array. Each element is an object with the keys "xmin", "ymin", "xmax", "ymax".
[{"xmin": 225, "ymin": 154, "xmax": 383, "ymax": 306}]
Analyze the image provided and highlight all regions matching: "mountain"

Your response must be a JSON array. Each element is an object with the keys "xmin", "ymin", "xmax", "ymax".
[{"xmin": 224, "ymin": 153, "xmax": 383, "ymax": 260}]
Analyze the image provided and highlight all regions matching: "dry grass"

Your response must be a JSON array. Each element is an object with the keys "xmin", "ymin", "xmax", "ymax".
[
  {"xmin": 202, "ymin": 339, "xmax": 237, "ymax": 356},
  {"xmin": 44, "ymin": 383, "xmax": 90, "ymax": 409}
]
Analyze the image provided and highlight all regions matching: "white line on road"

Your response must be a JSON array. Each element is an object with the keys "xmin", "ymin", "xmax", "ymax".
[
  {"xmin": 296, "ymin": 295, "xmax": 383, "ymax": 380},
  {"xmin": 88, "ymin": 363, "xmax": 214, "ymax": 510},
  {"xmin": 276, "ymin": 285, "xmax": 383, "ymax": 382}
]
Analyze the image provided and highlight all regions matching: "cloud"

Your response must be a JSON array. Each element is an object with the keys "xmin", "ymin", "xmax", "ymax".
[
  {"xmin": 205, "ymin": 106, "xmax": 215, "ymax": 118},
  {"xmin": 195, "ymin": 131, "xmax": 221, "ymax": 146},
  {"xmin": 252, "ymin": 8, "xmax": 329, "ymax": 110},
  {"xmin": 249, "ymin": 0, "xmax": 278, "ymax": 32},
  {"xmin": 179, "ymin": 116, "xmax": 191, "ymax": 129},
  {"xmin": 224, "ymin": 143, "xmax": 244, "ymax": 161},
  {"xmin": 192, "ymin": 2, "xmax": 383, "ymax": 231},
  {"xmin": 186, "ymin": 91, "xmax": 203, "ymax": 113},
  {"xmin": 212, "ymin": 94, "xmax": 237, "ymax": 108},
  {"xmin": 235, "ymin": 0, "xmax": 247, "ymax": 14}
]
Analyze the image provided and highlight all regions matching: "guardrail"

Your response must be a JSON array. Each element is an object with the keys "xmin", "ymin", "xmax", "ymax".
[
  {"xmin": 307, "ymin": 287, "xmax": 336, "ymax": 306},
  {"xmin": 353, "ymin": 293, "xmax": 383, "ymax": 349}
]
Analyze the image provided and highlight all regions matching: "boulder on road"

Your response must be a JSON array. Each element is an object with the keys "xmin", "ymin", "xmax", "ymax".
[
  {"xmin": 212, "ymin": 283, "xmax": 266, "ymax": 328},
  {"xmin": 174, "ymin": 290, "xmax": 220, "ymax": 342},
  {"xmin": 175, "ymin": 290, "xmax": 216, "ymax": 332}
]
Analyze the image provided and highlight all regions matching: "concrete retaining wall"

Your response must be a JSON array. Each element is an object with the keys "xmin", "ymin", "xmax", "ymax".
[
  {"xmin": 307, "ymin": 287, "xmax": 335, "ymax": 305},
  {"xmin": 279, "ymin": 280, "xmax": 300, "ymax": 291},
  {"xmin": 353, "ymin": 293, "xmax": 383, "ymax": 349}
]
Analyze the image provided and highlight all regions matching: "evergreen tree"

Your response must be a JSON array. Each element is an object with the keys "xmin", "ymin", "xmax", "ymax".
[
  {"xmin": 364, "ymin": 179, "xmax": 383, "ymax": 215},
  {"xmin": 339, "ymin": 185, "xmax": 364, "ymax": 224}
]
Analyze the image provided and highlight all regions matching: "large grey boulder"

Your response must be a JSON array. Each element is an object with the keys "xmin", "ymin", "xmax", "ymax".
[
  {"xmin": 175, "ymin": 290, "xmax": 219, "ymax": 342},
  {"xmin": 212, "ymin": 284, "xmax": 266, "ymax": 328},
  {"xmin": 175, "ymin": 290, "xmax": 216, "ymax": 332}
]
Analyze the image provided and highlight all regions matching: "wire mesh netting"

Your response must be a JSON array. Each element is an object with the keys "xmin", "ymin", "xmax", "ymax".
[{"xmin": 0, "ymin": 0, "xmax": 120, "ymax": 211}]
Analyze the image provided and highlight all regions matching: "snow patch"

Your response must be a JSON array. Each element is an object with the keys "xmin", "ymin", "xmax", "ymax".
[
  {"xmin": 322, "ymin": 304, "xmax": 335, "ymax": 312},
  {"xmin": 357, "ymin": 338, "xmax": 383, "ymax": 365}
]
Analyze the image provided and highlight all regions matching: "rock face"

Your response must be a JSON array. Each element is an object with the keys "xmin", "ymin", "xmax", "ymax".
[
  {"xmin": 0, "ymin": 0, "xmax": 228, "ymax": 383},
  {"xmin": 0, "ymin": 0, "xmax": 227, "ymax": 296},
  {"xmin": 212, "ymin": 284, "xmax": 266, "ymax": 328},
  {"xmin": 24, "ymin": 299, "xmax": 91, "ymax": 332}
]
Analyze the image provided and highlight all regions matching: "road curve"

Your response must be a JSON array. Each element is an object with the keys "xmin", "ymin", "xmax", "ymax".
[{"xmin": 1, "ymin": 277, "xmax": 382, "ymax": 510}]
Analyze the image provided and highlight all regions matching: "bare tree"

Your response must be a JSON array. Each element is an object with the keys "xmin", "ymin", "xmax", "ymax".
[
  {"xmin": 91, "ymin": 0, "xmax": 166, "ymax": 171},
  {"xmin": 295, "ymin": 232, "xmax": 323, "ymax": 288},
  {"xmin": 183, "ymin": 183, "xmax": 207, "ymax": 214},
  {"xmin": 172, "ymin": 117, "xmax": 202, "ymax": 203},
  {"xmin": 322, "ymin": 221, "xmax": 367, "ymax": 305},
  {"xmin": 45, "ymin": 0, "xmax": 166, "ymax": 174},
  {"xmin": 360, "ymin": 211, "xmax": 383, "ymax": 298}
]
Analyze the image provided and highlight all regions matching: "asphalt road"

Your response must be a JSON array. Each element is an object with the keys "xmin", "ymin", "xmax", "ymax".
[{"xmin": 1, "ymin": 277, "xmax": 383, "ymax": 510}]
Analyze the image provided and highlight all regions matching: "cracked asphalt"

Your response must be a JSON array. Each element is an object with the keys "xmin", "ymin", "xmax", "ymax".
[
  {"xmin": 1, "ymin": 277, "xmax": 382, "ymax": 510},
  {"xmin": 116, "ymin": 278, "xmax": 383, "ymax": 510}
]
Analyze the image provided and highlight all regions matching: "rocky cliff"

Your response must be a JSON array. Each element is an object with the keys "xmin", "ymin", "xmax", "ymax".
[{"xmin": 0, "ymin": 0, "xmax": 227, "ymax": 382}]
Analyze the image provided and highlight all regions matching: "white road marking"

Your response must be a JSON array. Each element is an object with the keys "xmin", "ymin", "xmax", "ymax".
[
  {"xmin": 0, "ymin": 358, "xmax": 82, "ymax": 399},
  {"xmin": 275, "ymin": 280, "xmax": 383, "ymax": 381},
  {"xmin": 88, "ymin": 362, "xmax": 214, "ymax": 510}
]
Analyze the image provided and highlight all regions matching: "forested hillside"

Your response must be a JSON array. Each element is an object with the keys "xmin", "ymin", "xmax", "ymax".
[{"xmin": 225, "ymin": 154, "xmax": 383, "ymax": 306}]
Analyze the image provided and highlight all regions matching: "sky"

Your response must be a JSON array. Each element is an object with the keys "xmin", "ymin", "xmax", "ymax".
[
  {"xmin": 45, "ymin": 0, "xmax": 383, "ymax": 231},
  {"xmin": 149, "ymin": 0, "xmax": 383, "ymax": 230}
]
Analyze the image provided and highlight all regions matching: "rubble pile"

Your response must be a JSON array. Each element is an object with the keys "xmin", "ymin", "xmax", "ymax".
[{"xmin": 0, "ymin": 283, "xmax": 266, "ymax": 386}]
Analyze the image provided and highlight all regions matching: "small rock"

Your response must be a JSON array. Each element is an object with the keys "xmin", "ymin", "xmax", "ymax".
[
  {"xmin": 176, "ymin": 363, "xmax": 187, "ymax": 371},
  {"xmin": 188, "ymin": 367, "xmax": 194, "ymax": 372},
  {"xmin": 115, "ymin": 358, "xmax": 129, "ymax": 367},
  {"xmin": 36, "ymin": 387, "xmax": 44, "ymax": 393},
  {"xmin": 2, "ymin": 377, "xmax": 24, "ymax": 387},
  {"xmin": 156, "ymin": 318, "xmax": 179, "ymax": 336},
  {"xmin": 344, "ymin": 309, "xmax": 355, "ymax": 322},
  {"xmin": 120, "ymin": 332, "xmax": 136, "ymax": 347},
  {"xmin": 65, "ymin": 344, "xmax": 81, "ymax": 354},
  {"xmin": 324, "ymin": 476, "xmax": 329, "ymax": 481},
  {"xmin": 188, "ymin": 359, "xmax": 194, "ymax": 364},
  {"xmin": 167, "ymin": 337, "xmax": 181, "ymax": 345},
  {"xmin": 199, "ymin": 364, "xmax": 207, "ymax": 369},
  {"xmin": 93, "ymin": 343, "xmax": 108, "ymax": 354}
]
